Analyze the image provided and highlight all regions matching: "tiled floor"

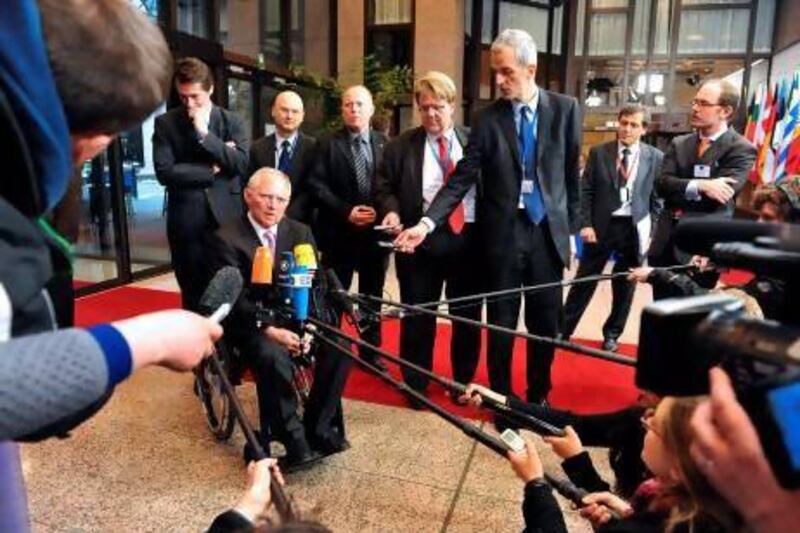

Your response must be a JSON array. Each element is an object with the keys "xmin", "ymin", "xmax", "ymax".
[{"xmin": 21, "ymin": 263, "xmax": 649, "ymax": 532}]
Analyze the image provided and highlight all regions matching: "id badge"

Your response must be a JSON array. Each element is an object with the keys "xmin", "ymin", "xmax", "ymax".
[
  {"xmin": 694, "ymin": 164, "xmax": 711, "ymax": 178},
  {"xmin": 521, "ymin": 179, "xmax": 535, "ymax": 194},
  {"xmin": 619, "ymin": 187, "xmax": 630, "ymax": 203}
]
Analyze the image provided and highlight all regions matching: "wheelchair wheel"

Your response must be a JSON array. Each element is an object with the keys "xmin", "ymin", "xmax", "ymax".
[
  {"xmin": 291, "ymin": 354, "xmax": 315, "ymax": 417},
  {"xmin": 196, "ymin": 347, "xmax": 236, "ymax": 442}
]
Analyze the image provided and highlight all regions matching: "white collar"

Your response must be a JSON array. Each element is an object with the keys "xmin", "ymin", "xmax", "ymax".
[
  {"xmin": 700, "ymin": 123, "xmax": 728, "ymax": 142},
  {"xmin": 247, "ymin": 211, "xmax": 277, "ymax": 238},
  {"xmin": 275, "ymin": 131, "xmax": 298, "ymax": 147},
  {"xmin": 618, "ymin": 141, "xmax": 640, "ymax": 155},
  {"xmin": 426, "ymin": 126, "xmax": 455, "ymax": 144}
]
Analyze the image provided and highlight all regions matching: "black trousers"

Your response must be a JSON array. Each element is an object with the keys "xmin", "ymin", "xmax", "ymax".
[
  {"xmin": 395, "ymin": 224, "xmax": 482, "ymax": 391},
  {"xmin": 234, "ymin": 331, "xmax": 351, "ymax": 450},
  {"xmin": 486, "ymin": 214, "xmax": 564, "ymax": 402},
  {"xmin": 562, "ymin": 217, "xmax": 640, "ymax": 341},
  {"xmin": 324, "ymin": 240, "xmax": 389, "ymax": 359},
  {"xmin": 167, "ymin": 194, "xmax": 216, "ymax": 312}
]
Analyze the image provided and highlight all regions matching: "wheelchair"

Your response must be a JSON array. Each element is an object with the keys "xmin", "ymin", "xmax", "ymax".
[{"xmin": 194, "ymin": 336, "xmax": 316, "ymax": 442}]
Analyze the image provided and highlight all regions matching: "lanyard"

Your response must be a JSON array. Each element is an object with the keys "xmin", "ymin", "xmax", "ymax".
[
  {"xmin": 518, "ymin": 110, "xmax": 539, "ymax": 176},
  {"xmin": 616, "ymin": 148, "xmax": 640, "ymax": 185}
]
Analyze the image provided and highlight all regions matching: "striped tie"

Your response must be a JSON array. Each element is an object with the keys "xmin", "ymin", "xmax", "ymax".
[{"xmin": 352, "ymin": 136, "xmax": 371, "ymax": 201}]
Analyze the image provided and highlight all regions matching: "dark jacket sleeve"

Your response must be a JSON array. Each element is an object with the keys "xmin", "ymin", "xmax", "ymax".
[
  {"xmin": 206, "ymin": 510, "xmax": 253, "ymax": 533},
  {"xmin": 205, "ymin": 230, "xmax": 259, "ymax": 331},
  {"xmin": 153, "ymin": 115, "xmax": 215, "ymax": 188},
  {"xmin": 373, "ymin": 135, "xmax": 403, "ymax": 218},
  {"xmin": 565, "ymin": 98, "xmax": 583, "ymax": 234},
  {"xmin": 307, "ymin": 136, "xmax": 355, "ymax": 220},
  {"xmin": 580, "ymin": 147, "xmax": 599, "ymax": 230},
  {"xmin": 716, "ymin": 136, "xmax": 757, "ymax": 194},
  {"xmin": 200, "ymin": 110, "xmax": 250, "ymax": 178},
  {"xmin": 654, "ymin": 139, "xmax": 684, "ymax": 206},
  {"xmin": 561, "ymin": 451, "xmax": 611, "ymax": 493},
  {"xmin": 646, "ymin": 269, "xmax": 708, "ymax": 299},
  {"xmin": 522, "ymin": 481, "xmax": 568, "ymax": 533},
  {"xmin": 649, "ymin": 148, "xmax": 665, "ymax": 230}
]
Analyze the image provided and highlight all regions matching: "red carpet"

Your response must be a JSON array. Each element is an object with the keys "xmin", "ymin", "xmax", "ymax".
[{"xmin": 76, "ymin": 286, "xmax": 639, "ymax": 417}]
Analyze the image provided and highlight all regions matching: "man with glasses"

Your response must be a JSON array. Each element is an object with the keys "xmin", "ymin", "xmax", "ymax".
[
  {"xmin": 648, "ymin": 79, "xmax": 756, "ymax": 298},
  {"xmin": 206, "ymin": 169, "xmax": 352, "ymax": 469},
  {"xmin": 373, "ymin": 71, "xmax": 482, "ymax": 406}
]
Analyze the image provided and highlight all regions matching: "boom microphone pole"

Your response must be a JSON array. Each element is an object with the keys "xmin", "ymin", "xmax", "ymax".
[
  {"xmin": 309, "ymin": 325, "xmax": 595, "ymax": 505},
  {"xmin": 340, "ymin": 293, "xmax": 637, "ymax": 367},
  {"xmin": 200, "ymin": 268, "xmax": 296, "ymax": 523},
  {"xmin": 411, "ymin": 264, "xmax": 698, "ymax": 311},
  {"xmin": 307, "ymin": 318, "xmax": 565, "ymax": 437}
]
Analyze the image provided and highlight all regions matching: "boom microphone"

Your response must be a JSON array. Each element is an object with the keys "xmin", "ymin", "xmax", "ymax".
[
  {"xmin": 199, "ymin": 266, "xmax": 244, "ymax": 317},
  {"xmin": 673, "ymin": 218, "xmax": 782, "ymax": 256}
]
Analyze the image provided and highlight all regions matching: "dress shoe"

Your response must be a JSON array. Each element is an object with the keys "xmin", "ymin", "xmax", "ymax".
[
  {"xmin": 308, "ymin": 434, "xmax": 352, "ymax": 456},
  {"xmin": 602, "ymin": 338, "xmax": 619, "ymax": 352},
  {"xmin": 404, "ymin": 390, "xmax": 428, "ymax": 411},
  {"xmin": 280, "ymin": 438, "xmax": 324, "ymax": 472},
  {"xmin": 493, "ymin": 412, "xmax": 520, "ymax": 433}
]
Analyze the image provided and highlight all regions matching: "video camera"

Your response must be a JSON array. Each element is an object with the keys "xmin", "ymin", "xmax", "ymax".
[{"xmin": 636, "ymin": 219, "xmax": 800, "ymax": 488}]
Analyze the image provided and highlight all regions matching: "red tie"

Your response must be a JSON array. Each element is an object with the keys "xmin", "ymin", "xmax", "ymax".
[{"xmin": 437, "ymin": 136, "xmax": 465, "ymax": 234}]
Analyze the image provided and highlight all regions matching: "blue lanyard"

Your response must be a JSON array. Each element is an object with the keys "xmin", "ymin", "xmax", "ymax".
[{"xmin": 518, "ymin": 110, "xmax": 539, "ymax": 175}]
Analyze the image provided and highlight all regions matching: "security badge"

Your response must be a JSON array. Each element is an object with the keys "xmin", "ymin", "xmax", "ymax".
[
  {"xmin": 521, "ymin": 179, "xmax": 535, "ymax": 194},
  {"xmin": 694, "ymin": 164, "xmax": 712, "ymax": 178}
]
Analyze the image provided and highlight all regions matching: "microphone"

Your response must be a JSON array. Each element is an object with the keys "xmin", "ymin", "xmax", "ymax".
[
  {"xmin": 290, "ymin": 264, "xmax": 313, "ymax": 323},
  {"xmin": 673, "ymin": 218, "xmax": 782, "ymax": 256},
  {"xmin": 199, "ymin": 266, "xmax": 244, "ymax": 321},
  {"xmin": 293, "ymin": 243, "xmax": 317, "ymax": 274},
  {"xmin": 251, "ymin": 246, "xmax": 273, "ymax": 286},
  {"xmin": 277, "ymin": 251, "xmax": 296, "ymax": 307}
]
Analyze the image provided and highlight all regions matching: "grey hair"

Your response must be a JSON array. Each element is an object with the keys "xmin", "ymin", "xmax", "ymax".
[
  {"xmin": 492, "ymin": 29, "xmax": 538, "ymax": 67},
  {"xmin": 247, "ymin": 167, "xmax": 292, "ymax": 195}
]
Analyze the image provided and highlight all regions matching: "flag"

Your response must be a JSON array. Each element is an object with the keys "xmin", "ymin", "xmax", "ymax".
[
  {"xmin": 751, "ymin": 83, "xmax": 777, "ymax": 184},
  {"xmin": 745, "ymin": 84, "xmax": 762, "ymax": 143},
  {"xmin": 774, "ymin": 73, "xmax": 800, "ymax": 182}
]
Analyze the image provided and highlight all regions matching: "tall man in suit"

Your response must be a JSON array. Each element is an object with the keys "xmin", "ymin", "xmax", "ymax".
[
  {"xmin": 308, "ymin": 86, "xmax": 389, "ymax": 369},
  {"xmin": 153, "ymin": 57, "xmax": 249, "ymax": 311},
  {"xmin": 396, "ymin": 29, "xmax": 581, "ymax": 406},
  {"xmin": 206, "ymin": 168, "xmax": 352, "ymax": 469},
  {"xmin": 373, "ymin": 71, "xmax": 482, "ymax": 404},
  {"xmin": 248, "ymin": 90, "xmax": 317, "ymax": 222},
  {"xmin": 649, "ymin": 79, "xmax": 756, "ymax": 298},
  {"xmin": 562, "ymin": 105, "xmax": 663, "ymax": 352}
]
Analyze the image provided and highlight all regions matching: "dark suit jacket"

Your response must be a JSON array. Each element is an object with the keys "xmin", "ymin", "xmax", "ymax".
[
  {"xmin": 307, "ymin": 127, "xmax": 388, "ymax": 256},
  {"xmin": 248, "ymin": 132, "xmax": 317, "ymax": 221},
  {"xmin": 651, "ymin": 128, "xmax": 756, "ymax": 257},
  {"xmin": 424, "ymin": 91, "xmax": 581, "ymax": 266},
  {"xmin": 206, "ymin": 213, "xmax": 316, "ymax": 338},
  {"xmin": 580, "ymin": 140, "xmax": 664, "ymax": 255},
  {"xmin": 153, "ymin": 105, "xmax": 249, "ymax": 230}
]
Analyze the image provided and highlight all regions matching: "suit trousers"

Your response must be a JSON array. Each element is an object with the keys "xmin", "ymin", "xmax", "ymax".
[
  {"xmin": 395, "ymin": 224, "xmax": 483, "ymax": 392},
  {"xmin": 562, "ymin": 216, "xmax": 640, "ymax": 341},
  {"xmin": 324, "ymin": 240, "xmax": 390, "ymax": 360},
  {"xmin": 167, "ymin": 192, "xmax": 216, "ymax": 312},
  {"xmin": 486, "ymin": 213, "xmax": 564, "ymax": 402}
]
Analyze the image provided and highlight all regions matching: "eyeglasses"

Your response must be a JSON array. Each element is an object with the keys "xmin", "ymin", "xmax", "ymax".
[
  {"xmin": 640, "ymin": 408, "xmax": 663, "ymax": 438},
  {"xmin": 691, "ymin": 99, "xmax": 722, "ymax": 108}
]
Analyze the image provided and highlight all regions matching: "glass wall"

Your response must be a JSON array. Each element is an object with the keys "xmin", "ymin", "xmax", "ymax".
[
  {"xmin": 366, "ymin": 0, "xmax": 414, "ymax": 69},
  {"xmin": 177, "ymin": 0, "xmax": 212, "ymax": 38},
  {"xmin": 573, "ymin": 0, "xmax": 775, "ymax": 125}
]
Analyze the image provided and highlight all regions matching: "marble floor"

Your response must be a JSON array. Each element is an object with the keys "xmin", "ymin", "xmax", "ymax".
[{"xmin": 20, "ymin": 263, "xmax": 651, "ymax": 532}]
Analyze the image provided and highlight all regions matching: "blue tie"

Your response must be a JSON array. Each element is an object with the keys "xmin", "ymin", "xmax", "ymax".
[
  {"xmin": 519, "ymin": 105, "xmax": 545, "ymax": 224},
  {"xmin": 277, "ymin": 139, "xmax": 292, "ymax": 173}
]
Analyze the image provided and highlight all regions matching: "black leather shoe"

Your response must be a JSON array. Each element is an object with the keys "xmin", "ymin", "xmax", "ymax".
[
  {"xmin": 309, "ymin": 434, "xmax": 352, "ymax": 456},
  {"xmin": 279, "ymin": 448, "xmax": 324, "ymax": 473},
  {"xmin": 602, "ymin": 338, "xmax": 619, "ymax": 352}
]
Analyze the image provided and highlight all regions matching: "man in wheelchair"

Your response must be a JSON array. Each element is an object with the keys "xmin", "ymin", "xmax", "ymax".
[{"xmin": 206, "ymin": 168, "xmax": 353, "ymax": 470}]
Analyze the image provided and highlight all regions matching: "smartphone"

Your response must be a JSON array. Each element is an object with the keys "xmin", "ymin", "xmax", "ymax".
[
  {"xmin": 500, "ymin": 429, "xmax": 526, "ymax": 453},
  {"xmin": 377, "ymin": 241, "xmax": 397, "ymax": 249},
  {"xmin": 373, "ymin": 225, "xmax": 396, "ymax": 231}
]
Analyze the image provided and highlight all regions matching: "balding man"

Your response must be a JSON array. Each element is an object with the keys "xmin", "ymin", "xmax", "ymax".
[
  {"xmin": 308, "ymin": 85, "xmax": 389, "ymax": 370},
  {"xmin": 207, "ymin": 168, "xmax": 352, "ymax": 470},
  {"xmin": 249, "ymin": 90, "xmax": 317, "ymax": 222}
]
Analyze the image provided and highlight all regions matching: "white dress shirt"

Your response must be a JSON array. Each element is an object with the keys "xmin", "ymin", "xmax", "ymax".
[
  {"xmin": 248, "ymin": 211, "xmax": 278, "ymax": 250},
  {"xmin": 422, "ymin": 128, "xmax": 476, "ymax": 223},
  {"xmin": 612, "ymin": 141, "xmax": 641, "ymax": 217},
  {"xmin": 274, "ymin": 131, "xmax": 298, "ymax": 162}
]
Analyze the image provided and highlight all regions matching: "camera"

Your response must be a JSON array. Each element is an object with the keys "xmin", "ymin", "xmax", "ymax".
[{"xmin": 636, "ymin": 219, "xmax": 800, "ymax": 488}]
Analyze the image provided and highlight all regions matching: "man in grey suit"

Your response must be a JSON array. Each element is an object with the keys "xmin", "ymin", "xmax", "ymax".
[
  {"xmin": 562, "ymin": 105, "xmax": 663, "ymax": 351},
  {"xmin": 649, "ymin": 79, "xmax": 756, "ymax": 298},
  {"xmin": 395, "ymin": 29, "xmax": 581, "ymax": 407}
]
